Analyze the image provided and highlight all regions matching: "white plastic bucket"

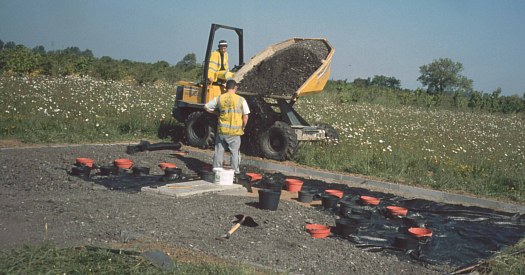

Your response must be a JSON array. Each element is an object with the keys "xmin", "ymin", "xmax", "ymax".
[{"xmin": 212, "ymin": 168, "xmax": 235, "ymax": 185}]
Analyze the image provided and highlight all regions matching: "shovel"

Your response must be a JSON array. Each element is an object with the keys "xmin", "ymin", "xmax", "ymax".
[{"xmin": 218, "ymin": 214, "xmax": 258, "ymax": 240}]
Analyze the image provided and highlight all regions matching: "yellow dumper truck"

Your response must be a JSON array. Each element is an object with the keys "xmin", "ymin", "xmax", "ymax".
[{"xmin": 172, "ymin": 24, "xmax": 337, "ymax": 161}]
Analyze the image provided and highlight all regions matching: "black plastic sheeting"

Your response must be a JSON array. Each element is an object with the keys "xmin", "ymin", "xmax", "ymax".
[
  {"xmin": 252, "ymin": 173, "xmax": 525, "ymax": 268},
  {"xmin": 337, "ymin": 197, "xmax": 524, "ymax": 267},
  {"xmin": 75, "ymin": 162, "xmax": 524, "ymax": 268}
]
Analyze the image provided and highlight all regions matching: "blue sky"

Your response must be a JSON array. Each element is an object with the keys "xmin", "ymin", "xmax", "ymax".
[{"xmin": 1, "ymin": 0, "xmax": 524, "ymax": 96}]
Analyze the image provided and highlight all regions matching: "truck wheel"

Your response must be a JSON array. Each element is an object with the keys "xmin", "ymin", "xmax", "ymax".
[
  {"xmin": 185, "ymin": 111, "xmax": 216, "ymax": 149},
  {"xmin": 259, "ymin": 121, "xmax": 298, "ymax": 161}
]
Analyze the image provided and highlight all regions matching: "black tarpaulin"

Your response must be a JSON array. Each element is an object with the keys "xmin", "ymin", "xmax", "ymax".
[{"xmin": 253, "ymin": 173, "xmax": 525, "ymax": 268}]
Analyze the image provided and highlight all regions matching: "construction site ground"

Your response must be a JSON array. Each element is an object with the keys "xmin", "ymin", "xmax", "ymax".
[{"xmin": 1, "ymin": 142, "xmax": 523, "ymax": 274}]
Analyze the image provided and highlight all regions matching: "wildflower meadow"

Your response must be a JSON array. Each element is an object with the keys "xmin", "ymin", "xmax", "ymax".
[
  {"xmin": 1, "ymin": 75, "xmax": 523, "ymax": 203},
  {"xmin": 295, "ymin": 91, "xmax": 524, "ymax": 203},
  {"xmin": 0, "ymin": 75, "xmax": 174, "ymax": 143}
]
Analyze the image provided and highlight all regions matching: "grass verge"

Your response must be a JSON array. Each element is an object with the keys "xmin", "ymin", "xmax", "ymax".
[{"xmin": 0, "ymin": 242, "xmax": 272, "ymax": 275}]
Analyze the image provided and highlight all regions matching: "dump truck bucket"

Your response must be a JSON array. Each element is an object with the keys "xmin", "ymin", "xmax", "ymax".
[{"xmin": 234, "ymin": 38, "xmax": 334, "ymax": 100}]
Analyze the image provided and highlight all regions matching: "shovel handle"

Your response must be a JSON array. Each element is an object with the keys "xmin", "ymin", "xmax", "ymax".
[{"xmin": 227, "ymin": 223, "xmax": 242, "ymax": 235}]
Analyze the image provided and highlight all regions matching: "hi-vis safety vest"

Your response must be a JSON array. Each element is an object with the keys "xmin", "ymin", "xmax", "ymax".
[
  {"xmin": 208, "ymin": 50, "xmax": 233, "ymax": 82},
  {"xmin": 217, "ymin": 93, "xmax": 244, "ymax": 136}
]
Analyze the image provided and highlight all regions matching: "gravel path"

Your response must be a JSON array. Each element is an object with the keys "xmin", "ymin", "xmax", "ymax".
[{"xmin": 0, "ymin": 144, "xmax": 453, "ymax": 274}]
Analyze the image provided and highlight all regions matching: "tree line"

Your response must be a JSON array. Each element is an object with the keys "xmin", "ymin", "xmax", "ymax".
[
  {"xmin": 335, "ymin": 57, "xmax": 524, "ymax": 114},
  {"xmin": 331, "ymin": 78, "xmax": 525, "ymax": 114},
  {"xmin": 0, "ymin": 40, "xmax": 201, "ymax": 84},
  {"xmin": 1, "ymin": 39, "xmax": 524, "ymax": 114}
]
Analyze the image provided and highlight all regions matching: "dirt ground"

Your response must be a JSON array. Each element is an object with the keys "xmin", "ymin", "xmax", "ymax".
[{"xmin": 0, "ymin": 143, "xmax": 454, "ymax": 274}]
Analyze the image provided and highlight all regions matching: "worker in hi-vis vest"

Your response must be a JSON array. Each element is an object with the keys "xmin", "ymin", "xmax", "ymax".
[
  {"xmin": 204, "ymin": 80, "xmax": 250, "ymax": 176},
  {"xmin": 208, "ymin": 40, "xmax": 234, "ymax": 84}
]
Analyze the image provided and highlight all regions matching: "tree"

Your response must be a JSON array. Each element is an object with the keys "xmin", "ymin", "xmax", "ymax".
[
  {"xmin": 499, "ymin": 95, "xmax": 525, "ymax": 113},
  {"xmin": 81, "ymin": 49, "xmax": 94, "ymax": 58},
  {"xmin": 489, "ymin": 88, "xmax": 502, "ymax": 112},
  {"xmin": 93, "ymin": 56, "xmax": 125, "ymax": 80},
  {"xmin": 371, "ymin": 75, "xmax": 401, "ymax": 89},
  {"xmin": 468, "ymin": 91, "xmax": 484, "ymax": 110},
  {"xmin": 63, "ymin": 46, "xmax": 81, "ymax": 56},
  {"xmin": 0, "ymin": 40, "xmax": 4, "ymax": 51},
  {"xmin": 175, "ymin": 53, "xmax": 197, "ymax": 71},
  {"xmin": 417, "ymin": 58, "xmax": 473, "ymax": 95},
  {"xmin": 75, "ymin": 55, "xmax": 93, "ymax": 76},
  {"xmin": 4, "ymin": 41, "xmax": 16, "ymax": 49},
  {"xmin": 453, "ymin": 91, "xmax": 468, "ymax": 108},
  {"xmin": 353, "ymin": 77, "xmax": 370, "ymax": 87},
  {"xmin": 32, "ymin": 45, "xmax": 46, "ymax": 55},
  {"xmin": 0, "ymin": 44, "xmax": 41, "ymax": 74}
]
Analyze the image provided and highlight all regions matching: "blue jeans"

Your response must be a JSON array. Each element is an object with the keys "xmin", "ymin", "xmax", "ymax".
[{"xmin": 213, "ymin": 134, "xmax": 241, "ymax": 174}]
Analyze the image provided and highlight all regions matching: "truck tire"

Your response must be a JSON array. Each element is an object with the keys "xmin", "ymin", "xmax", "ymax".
[
  {"xmin": 259, "ymin": 121, "xmax": 298, "ymax": 161},
  {"xmin": 184, "ymin": 111, "xmax": 216, "ymax": 149}
]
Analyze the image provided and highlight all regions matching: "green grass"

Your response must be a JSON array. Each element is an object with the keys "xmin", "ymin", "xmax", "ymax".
[
  {"xmin": 484, "ymin": 239, "xmax": 525, "ymax": 275},
  {"xmin": 1, "ymin": 75, "xmax": 524, "ymax": 203},
  {"xmin": 295, "ymin": 92, "xmax": 525, "ymax": 203},
  {"xmin": 0, "ymin": 242, "xmax": 265, "ymax": 275},
  {"xmin": 1, "ymin": 241, "xmax": 523, "ymax": 275},
  {"xmin": 0, "ymin": 75, "xmax": 173, "ymax": 143}
]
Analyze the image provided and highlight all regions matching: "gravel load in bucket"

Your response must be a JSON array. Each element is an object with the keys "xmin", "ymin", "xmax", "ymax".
[{"xmin": 238, "ymin": 40, "xmax": 330, "ymax": 98}]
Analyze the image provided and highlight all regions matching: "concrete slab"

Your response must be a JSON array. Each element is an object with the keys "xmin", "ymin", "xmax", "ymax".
[{"xmin": 141, "ymin": 180, "xmax": 244, "ymax": 197}]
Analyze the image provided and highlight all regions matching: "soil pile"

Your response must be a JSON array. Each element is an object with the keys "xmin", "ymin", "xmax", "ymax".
[{"xmin": 238, "ymin": 40, "xmax": 330, "ymax": 98}]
